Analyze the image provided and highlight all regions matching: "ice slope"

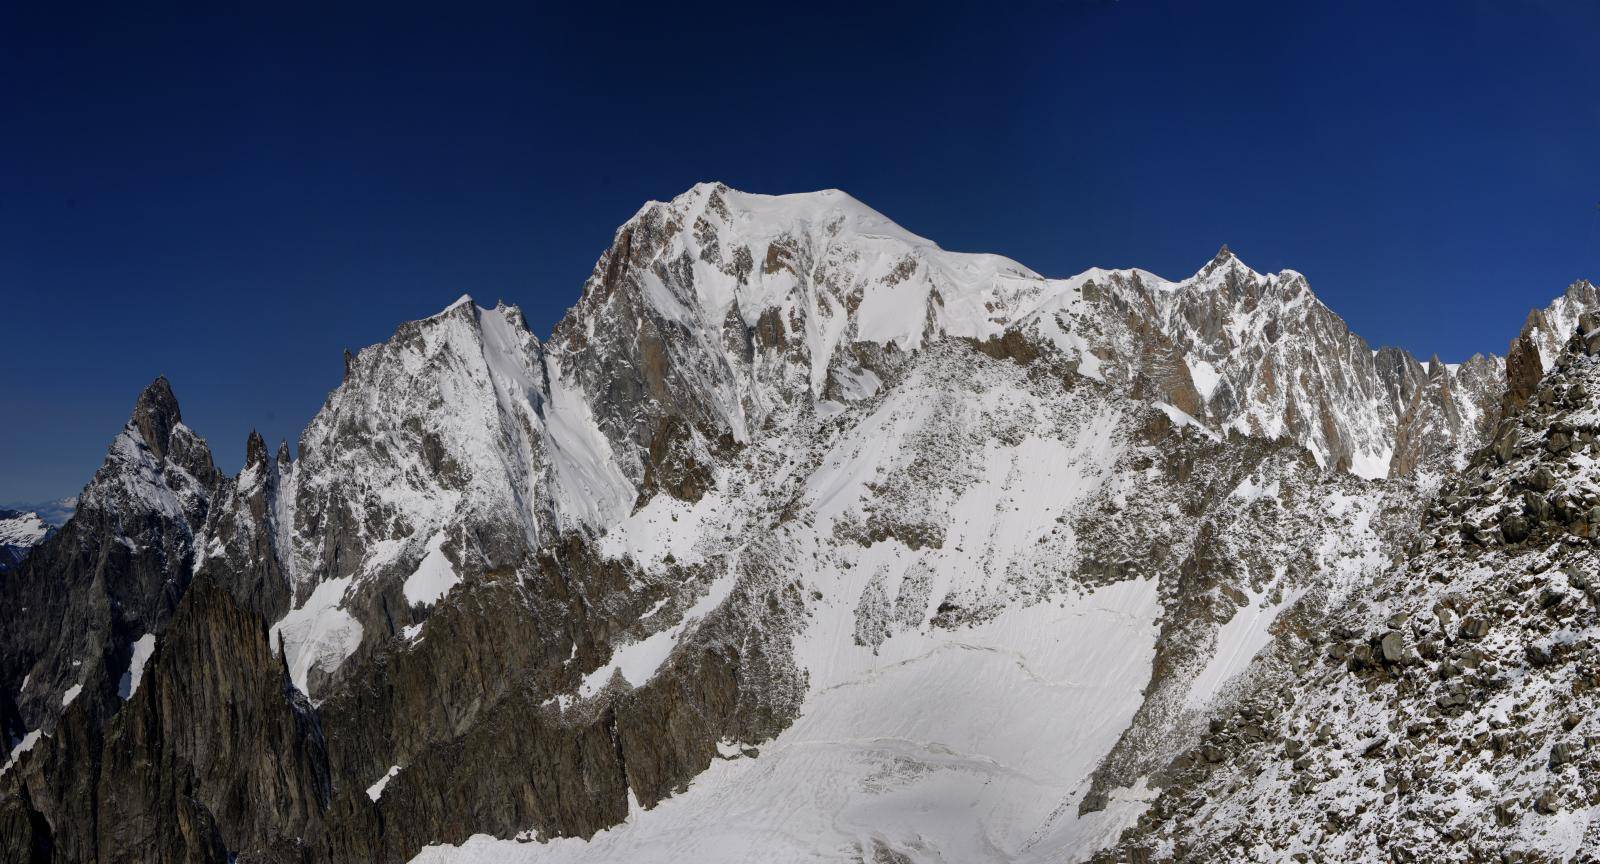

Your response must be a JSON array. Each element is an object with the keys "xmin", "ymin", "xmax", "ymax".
[
  {"xmin": 116, "ymin": 632, "xmax": 157, "ymax": 700},
  {"xmin": 1184, "ymin": 586, "xmax": 1302, "ymax": 710},
  {"xmin": 271, "ymin": 576, "xmax": 362, "ymax": 696}
]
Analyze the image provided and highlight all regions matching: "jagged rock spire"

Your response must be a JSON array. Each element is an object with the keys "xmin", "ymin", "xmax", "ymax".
[
  {"xmin": 1194, "ymin": 244, "xmax": 1246, "ymax": 282},
  {"xmin": 1503, "ymin": 331, "xmax": 1544, "ymax": 415},
  {"xmin": 246, "ymin": 429, "xmax": 270, "ymax": 469},
  {"xmin": 131, "ymin": 376, "xmax": 182, "ymax": 461}
]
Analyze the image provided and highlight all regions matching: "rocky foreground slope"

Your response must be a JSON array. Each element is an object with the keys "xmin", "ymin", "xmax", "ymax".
[
  {"xmin": 1, "ymin": 184, "xmax": 1596, "ymax": 863},
  {"xmin": 1097, "ymin": 313, "xmax": 1600, "ymax": 864}
]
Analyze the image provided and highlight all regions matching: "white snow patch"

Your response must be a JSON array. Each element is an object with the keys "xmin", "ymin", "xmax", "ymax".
[
  {"xmin": 1187, "ymin": 358, "xmax": 1221, "ymax": 400},
  {"xmin": 1186, "ymin": 586, "xmax": 1301, "ymax": 709},
  {"xmin": 1153, "ymin": 402, "xmax": 1221, "ymax": 441},
  {"xmin": 1348, "ymin": 447, "xmax": 1393, "ymax": 481},
  {"xmin": 1230, "ymin": 476, "xmax": 1280, "ymax": 504},
  {"xmin": 117, "ymin": 633, "xmax": 157, "ymax": 700},
  {"xmin": 403, "ymin": 531, "xmax": 460, "ymax": 607},
  {"xmin": 61, "ymin": 684, "xmax": 81, "ymax": 707},
  {"xmin": 600, "ymin": 490, "xmax": 723, "ymax": 568},
  {"xmin": 830, "ymin": 366, "xmax": 882, "ymax": 402},
  {"xmin": 1, "ymin": 730, "xmax": 41, "ymax": 777},
  {"xmin": 271, "ymin": 576, "xmax": 364, "ymax": 697},
  {"xmin": 579, "ymin": 555, "xmax": 742, "ymax": 698},
  {"xmin": 368, "ymin": 765, "xmax": 402, "ymax": 801}
]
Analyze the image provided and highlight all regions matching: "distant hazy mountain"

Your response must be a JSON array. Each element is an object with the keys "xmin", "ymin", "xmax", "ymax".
[{"xmin": 0, "ymin": 497, "xmax": 77, "ymax": 526}]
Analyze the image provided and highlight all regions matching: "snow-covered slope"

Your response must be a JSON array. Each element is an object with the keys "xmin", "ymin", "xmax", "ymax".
[{"xmin": 0, "ymin": 497, "xmax": 78, "ymax": 528}]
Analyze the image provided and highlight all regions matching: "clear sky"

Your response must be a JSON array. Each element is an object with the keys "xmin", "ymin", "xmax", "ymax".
[{"xmin": 3, "ymin": 1, "xmax": 1598, "ymax": 502}]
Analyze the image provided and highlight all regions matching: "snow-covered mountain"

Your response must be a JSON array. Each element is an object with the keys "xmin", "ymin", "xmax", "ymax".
[
  {"xmin": 0, "ymin": 510, "xmax": 52, "ymax": 572},
  {"xmin": 1, "ymin": 184, "xmax": 1595, "ymax": 864},
  {"xmin": 0, "ymin": 498, "xmax": 73, "ymax": 572},
  {"xmin": 0, "ymin": 498, "xmax": 78, "ymax": 529}
]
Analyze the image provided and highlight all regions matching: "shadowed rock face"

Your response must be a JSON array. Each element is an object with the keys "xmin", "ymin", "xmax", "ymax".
[
  {"xmin": 131, "ymin": 377, "xmax": 182, "ymax": 463},
  {"xmin": 298, "ymin": 533, "xmax": 803, "ymax": 862},
  {"xmin": 2, "ymin": 186, "xmax": 1597, "ymax": 863},
  {"xmin": 2, "ymin": 577, "xmax": 329, "ymax": 864},
  {"xmin": 195, "ymin": 430, "xmax": 294, "ymax": 625}
]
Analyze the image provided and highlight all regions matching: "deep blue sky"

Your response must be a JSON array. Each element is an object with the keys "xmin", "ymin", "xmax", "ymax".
[{"xmin": 3, "ymin": 1, "xmax": 1598, "ymax": 502}]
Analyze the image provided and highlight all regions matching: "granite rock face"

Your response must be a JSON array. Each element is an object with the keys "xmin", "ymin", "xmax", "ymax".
[{"xmin": 3, "ymin": 577, "xmax": 329, "ymax": 864}]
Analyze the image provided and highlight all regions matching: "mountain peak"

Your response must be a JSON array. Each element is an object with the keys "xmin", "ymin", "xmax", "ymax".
[
  {"xmin": 1192, "ymin": 243, "xmax": 1250, "ymax": 276},
  {"xmin": 131, "ymin": 376, "xmax": 182, "ymax": 461},
  {"xmin": 246, "ymin": 429, "xmax": 269, "ymax": 468},
  {"xmin": 648, "ymin": 182, "xmax": 935, "ymax": 253},
  {"xmin": 1201, "ymin": 243, "xmax": 1241, "ymax": 270},
  {"xmin": 434, "ymin": 294, "xmax": 476, "ymax": 317}
]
